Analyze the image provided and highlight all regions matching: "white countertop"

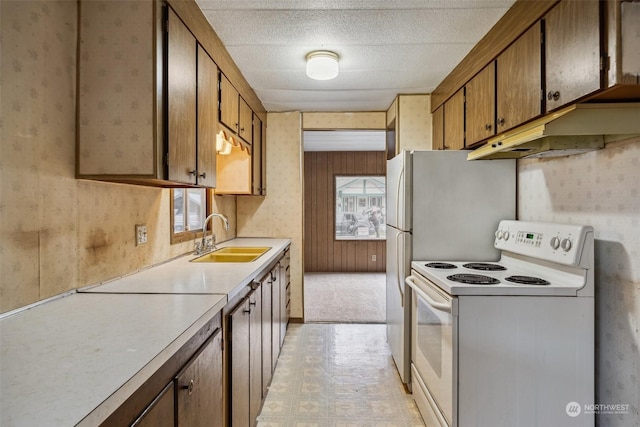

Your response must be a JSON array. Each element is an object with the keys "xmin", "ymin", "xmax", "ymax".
[
  {"xmin": 0, "ymin": 292, "xmax": 226, "ymax": 427},
  {"xmin": 81, "ymin": 238, "xmax": 291, "ymax": 301},
  {"xmin": 0, "ymin": 237, "xmax": 291, "ymax": 426}
]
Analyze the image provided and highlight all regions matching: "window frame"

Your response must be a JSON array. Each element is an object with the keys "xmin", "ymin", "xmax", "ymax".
[
  {"xmin": 170, "ymin": 188, "xmax": 210, "ymax": 244},
  {"xmin": 334, "ymin": 174, "xmax": 386, "ymax": 241}
]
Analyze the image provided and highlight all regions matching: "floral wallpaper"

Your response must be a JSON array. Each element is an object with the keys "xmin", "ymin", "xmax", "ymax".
[
  {"xmin": 237, "ymin": 112, "xmax": 304, "ymax": 318},
  {"xmin": 518, "ymin": 136, "xmax": 640, "ymax": 426},
  {"xmin": 397, "ymin": 94, "xmax": 432, "ymax": 152},
  {"xmin": 0, "ymin": 1, "xmax": 236, "ymax": 314}
]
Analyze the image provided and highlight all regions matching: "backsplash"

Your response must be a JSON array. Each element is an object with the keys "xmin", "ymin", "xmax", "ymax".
[
  {"xmin": 0, "ymin": 0, "xmax": 236, "ymax": 313},
  {"xmin": 518, "ymin": 136, "xmax": 640, "ymax": 426}
]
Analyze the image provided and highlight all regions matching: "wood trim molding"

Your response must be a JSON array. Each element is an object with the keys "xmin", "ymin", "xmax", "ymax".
[{"xmin": 431, "ymin": 0, "xmax": 559, "ymax": 111}]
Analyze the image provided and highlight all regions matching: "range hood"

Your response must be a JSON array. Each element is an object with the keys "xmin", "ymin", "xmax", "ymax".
[{"xmin": 467, "ymin": 103, "xmax": 640, "ymax": 160}]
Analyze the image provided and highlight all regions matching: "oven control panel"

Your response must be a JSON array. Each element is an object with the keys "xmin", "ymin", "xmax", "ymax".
[{"xmin": 494, "ymin": 220, "xmax": 594, "ymax": 267}]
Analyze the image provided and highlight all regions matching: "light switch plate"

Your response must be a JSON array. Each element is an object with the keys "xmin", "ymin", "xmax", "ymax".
[
  {"xmin": 136, "ymin": 224, "xmax": 148, "ymax": 246},
  {"xmin": 371, "ymin": 254, "xmax": 377, "ymax": 262}
]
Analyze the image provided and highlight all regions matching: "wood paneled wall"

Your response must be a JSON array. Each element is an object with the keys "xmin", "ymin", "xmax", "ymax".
[{"xmin": 304, "ymin": 151, "xmax": 386, "ymax": 272}]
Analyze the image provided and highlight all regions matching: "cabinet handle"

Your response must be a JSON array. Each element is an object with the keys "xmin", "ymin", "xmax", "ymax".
[
  {"xmin": 249, "ymin": 301, "xmax": 256, "ymax": 307},
  {"xmin": 485, "ymin": 123, "xmax": 492, "ymax": 131},
  {"xmin": 240, "ymin": 127, "xmax": 245, "ymax": 133},
  {"xmin": 547, "ymin": 91, "xmax": 560, "ymax": 101},
  {"xmin": 235, "ymin": 122, "xmax": 239, "ymax": 130},
  {"xmin": 181, "ymin": 379, "xmax": 194, "ymax": 395},
  {"xmin": 188, "ymin": 169, "xmax": 197, "ymax": 176},
  {"xmin": 497, "ymin": 118, "xmax": 505, "ymax": 126},
  {"xmin": 443, "ymin": 145, "xmax": 449, "ymax": 150},
  {"xmin": 198, "ymin": 172, "xmax": 206, "ymax": 179}
]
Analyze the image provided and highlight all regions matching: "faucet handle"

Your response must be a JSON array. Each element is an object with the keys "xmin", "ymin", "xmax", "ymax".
[
  {"xmin": 205, "ymin": 236, "xmax": 215, "ymax": 250},
  {"xmin": 195, "ymin": 241, "xmax": 203, "ymax": 253}
]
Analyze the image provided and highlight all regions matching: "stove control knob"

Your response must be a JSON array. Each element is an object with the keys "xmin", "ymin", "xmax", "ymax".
[
  {"xmin": 503, "ymin": 231, "xmax": 510, "ymax": 241},
  {"xmin": 550, "ymin": 236, "xmax": 561, "ymax": 250},
  {"xmin": 561, "ymin": 238, "xmax": 572, "ymax": 252},
  {"xmin": 496, "ymin": 230, "xmax": 503, "ymax": 240}
]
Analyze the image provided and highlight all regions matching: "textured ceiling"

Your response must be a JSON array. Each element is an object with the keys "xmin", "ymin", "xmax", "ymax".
[{"xmin": 196, "ymin": 0, "xmax": 516, "ymax": 112}]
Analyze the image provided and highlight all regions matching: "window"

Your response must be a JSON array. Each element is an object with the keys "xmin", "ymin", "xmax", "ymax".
[
  {"xmin": 335, "ymin": 176, "xmax": 386, "ymax": 240},
  {"xmin": 171, "ymin": 188, "xmax": 206, "ymax": 243}
]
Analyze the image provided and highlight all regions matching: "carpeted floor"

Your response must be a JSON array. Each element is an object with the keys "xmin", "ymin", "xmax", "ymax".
[{"xmin": 303, "ymin": 273, "xmax": 386, "ymax": 323}]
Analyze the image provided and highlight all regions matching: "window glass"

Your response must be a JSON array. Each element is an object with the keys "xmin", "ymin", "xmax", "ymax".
[
  {"xmin": 335, "ymin": 176, "xmax": 386, "ymax": 240},
  {"xmin": 171, "ymin": 188, "xmax": 206, "ymax": 241}
]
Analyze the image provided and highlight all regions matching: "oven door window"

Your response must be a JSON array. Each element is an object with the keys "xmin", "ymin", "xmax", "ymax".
[{"xmin": 417, "ymin": 298, "xmax": 450, "ymax": 378}]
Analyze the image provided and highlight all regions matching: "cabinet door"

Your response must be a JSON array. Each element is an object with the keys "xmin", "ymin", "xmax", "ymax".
[
  {"xmin": 175, "ymin": 329, "xmax": 224, "ymax": 427},
  {"xmin": 249, "ymin": 289, "xmax": 263, "ymax": 424},
  {"xmin": 252, "ymin": 114, "xmax": 264, "ymax": 195},
  {"xmin": 167, "ymin": 8, "xmax": 197, "ymax": 184},
  {"xmin": 132, "ymin": 383, "xmax": 175, "ymax": 427},
  {"xmin": 432, "ymin": 105, "xmax": 444, "ymax": 150},
  {"xmin": 465, "ymin": 62, "xmax": 496, "ymax": 146},
  {"xmin": 219, "ymin": 73, "xmax": 239, "ymax": 133},
  {"xmin": 230, "ymin": 298, "xmax": 251, "ymax": 427},
  {"xmin": 545, "ymin": 0, "xmax": 601, "ymax": 111},
  {"xmin": 239, "ymin": 97, "xmax": 253, "ymax": 144},
  {"xmin": 279, "ymin": 254, "xmax": 291, "ymax": 347},
  {"xmin": 496, "ymin": 23, "xmax": 542, "ymax": 132},
  {"xmin": 196, "ymin": 46, "xmax": 217, "ymax": 188},
  {"xmin": 444, "ymin": 89, "xmax": 465, "ymax": 150},
  {"xmin": 271, "ymin": 269, "xmax": 281, "ymax": 369},
  {"xmin": 261, "ymin": 276, "xmax": 273, "ymax": 397}
]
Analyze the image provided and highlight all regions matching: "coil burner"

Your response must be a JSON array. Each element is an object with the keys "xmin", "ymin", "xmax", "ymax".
[{"xmin": 447, "ymin": 274, "xmax": 500, "ymax": 285}]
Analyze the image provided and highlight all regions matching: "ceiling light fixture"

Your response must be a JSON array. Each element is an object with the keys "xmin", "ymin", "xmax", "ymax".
[{"xmin": 306, "ymin": 50, "xmax": 339, "ymax": 80}]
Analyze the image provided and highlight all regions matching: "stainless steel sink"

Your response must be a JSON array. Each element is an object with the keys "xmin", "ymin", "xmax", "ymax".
[{"xmin": 191, "ymin": 246, "xmax": 271, "ymax": 263}]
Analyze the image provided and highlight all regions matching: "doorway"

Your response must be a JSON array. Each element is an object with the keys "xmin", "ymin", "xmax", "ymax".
[{"xmin": 302, "ymin": 131, "xmax": 387, "ymax": 323}]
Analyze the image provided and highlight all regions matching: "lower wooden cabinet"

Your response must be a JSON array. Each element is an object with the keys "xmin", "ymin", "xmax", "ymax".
[
  {"xmin": 260, "ymin": 274, "xmax": 273, "ymax": 398},
  {"xmin": 230, "ymin": 297, "xmax": 251, "ymax": 427},
  {"xmin": 229, "ymin": 287, "xmax": 264, "ymax": 427},
  {"xmin": 227, "ymin": 249, "xmax": 291, "ymax": 427},
  {"xmin": 131, "ymin": 383, "xmax": 175, "ymax": 427},
  {"xmin": 175, "ymin": 329, "xmax": 224, "ymax": 426},
  {"xmin": 121, "ymin": 318, "xmax": 223, "ymax": 427}
]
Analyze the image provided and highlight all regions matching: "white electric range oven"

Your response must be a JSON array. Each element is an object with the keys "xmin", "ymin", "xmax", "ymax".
[{"xmin": 405, "ymin": 220, "xmax": 595, "ymax": 427}]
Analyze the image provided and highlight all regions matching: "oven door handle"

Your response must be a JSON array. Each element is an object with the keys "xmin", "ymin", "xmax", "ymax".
[{"xmin": 405, "ymin": 276, "xmax": 452, "ymax": 313}]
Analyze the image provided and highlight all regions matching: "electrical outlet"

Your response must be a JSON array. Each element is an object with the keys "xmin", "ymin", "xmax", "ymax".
[
  {"xmin": 371, "ymin": 254, "xmax": 377, "ymax": 262},
  {"xmin": 136, "ymin": 224, "xmax": 148, "ymax": 246}
]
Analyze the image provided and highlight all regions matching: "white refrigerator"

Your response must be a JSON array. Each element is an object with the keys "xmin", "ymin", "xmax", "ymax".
[{"xmin": 386, "ymin": 150, "xmax": 516, "ymax": 384}]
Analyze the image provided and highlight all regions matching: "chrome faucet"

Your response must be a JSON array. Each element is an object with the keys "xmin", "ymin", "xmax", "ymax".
[{"xmin": 196, "ymin": 213, "xmax": 230, "ymax": 254}]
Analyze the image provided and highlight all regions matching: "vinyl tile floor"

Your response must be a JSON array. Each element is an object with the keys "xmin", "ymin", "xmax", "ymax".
[{"xmin": 257, "ymin": 323, "xmax": 425, "ymax": 427}]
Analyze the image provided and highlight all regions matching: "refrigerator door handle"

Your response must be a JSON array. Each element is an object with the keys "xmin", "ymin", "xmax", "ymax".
[
  {"xmin": 396, "ymin": 231, "xmax": 404, "ymax": 307},
  {"xmin": 396, "ymin": 168, "xmax": 404, "ymax": 229}
]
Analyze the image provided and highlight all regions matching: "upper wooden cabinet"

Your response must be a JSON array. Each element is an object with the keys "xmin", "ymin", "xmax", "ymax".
[
  {"xmin": 196, "ymin": 47, "xmax": 218, "ymax": 188},
  {"xmin": 252, "ymin": 114, "xmax": 266, "ymax": 195},
  {"xmin": 444, "ymin": 89, "xmax": 465, "ymax": 150},
  {"xmin": 431, "ymin": 105, "xmax": 444, "ymax": 150},
  {"xmin": 77, "ymin": 0, "xmax": 266, "ymax": 188},
  {"xmin": 166, "ymin": 8, "xmax": 197, "ymax": 185},
  {"xmin": 239, "ymin": 97, "xmax": 254, "ymax": 145},
  {"xmin": 544, "ymin": 0, "xmax": 601, "ymax": 111},
  {"xmin": 496, "ymin": 22, "xmax": 542, "ymax": 133},
  {"xmin": 219, "ymin": 73, "xmax": 240, "ymax": 134},
  {"xmin": 220, "ymin": 74, "xmax": 254, "ymax": 145},
  {"xmin": 465, "ymin": 62, "xmax": 496, "ymax": 146}
]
